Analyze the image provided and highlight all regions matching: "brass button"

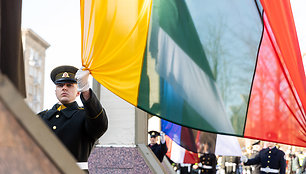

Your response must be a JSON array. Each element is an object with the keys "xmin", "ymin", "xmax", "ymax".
[
  {"xmin": 268, "ymin": 161, "xmax": 270, "ymax": 163},
  {"xmin": 53, "ymin": 126, "xmax": 57, "ymax": 130},
  {"xmin": 269, "ymin": 151, "xmax": 271, "ymax": 153},
  {"xmin": 56, "ymin": 115, "xmax": 60, "ymax": 118},
  {"xmin": 267, "ymin": 166, "xmax": 269, "ymax": 168},
  {"xmin": 268, "ymin": 156, "xmax": 271, "ymax": 158}
]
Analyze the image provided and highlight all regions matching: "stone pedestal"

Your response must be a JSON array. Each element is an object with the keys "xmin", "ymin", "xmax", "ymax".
[
  {"xmin": 89, "ymin": 146, "xmax": 152, "ymax": 174},
  {"xmin": 0, "ymin": 74, "xmax": 82, "ymax": 174}
]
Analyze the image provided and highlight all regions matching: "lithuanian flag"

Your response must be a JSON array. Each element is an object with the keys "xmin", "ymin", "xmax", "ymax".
[{"xmin": 80, "ymin": 0, "xmax": 306, "ymax": 147}]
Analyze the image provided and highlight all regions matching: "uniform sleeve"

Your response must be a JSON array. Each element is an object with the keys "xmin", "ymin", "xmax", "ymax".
[
  {"xmin": 212, "ymin": 154, "xmax": 217, "ymax": 173},
  {"xmin": 80, "ymin": 88, "xmax": 108, "ymax": 140},
  {"xmin": 245, "ymin": 153, "xmax": 261, "ymax": 166},
  {"xmin": 160, "ymin": 141, "xmax": 168, "ymax": 158},
  {"xmin": 279, "ymin": 152, "xmax": 286, "ymax": 174}
]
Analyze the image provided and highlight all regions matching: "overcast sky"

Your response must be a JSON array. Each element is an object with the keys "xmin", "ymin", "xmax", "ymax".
[
  {"xmin": 21, "ymin": 0, "xmax": 306, "ymax": 109},
  {"xmin": 22, "ymin": 0, "xmax": 82, "ymax": 109}
]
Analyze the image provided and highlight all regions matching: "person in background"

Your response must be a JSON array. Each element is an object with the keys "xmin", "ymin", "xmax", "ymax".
[
  {"xmin": 297, "ymin": 151, "xmax": 306, "ymax": 174},
  {"xmin": 301, "ymin": 156, "xmax": 306, "ymax": 174},
  {"xmin": 148, "ymin": 130, "xmax": 168, "ymax": 162},
  {"xmin": 193, "ymin": 142, "xmax": 217, "ymax": 174},
  {"xmin": 38, "ymin": 65, "xmax": 108, "ymax": 172},
  {"xmin": 290, "ymin": 153, "xmax": 300, "ymax": 174},
  {"xmin": 250, "ymin": 141, "xmax": 262, "ymax": 174},
  {"xmin": 242, "ymin": 146, "xmax": 252, "ymax": 174},
  {"xmin": 241, "ymin": 141, "xmax": 286, "ymax": 174},
  {"xmin": 221, "ymin": 156, "xmax": 240, "ymax": 174}
]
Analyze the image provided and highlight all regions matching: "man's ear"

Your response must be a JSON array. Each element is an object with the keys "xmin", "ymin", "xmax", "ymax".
[{"xmin": 76, "ymin": 91, "xmax": 81, "ymax": 97}]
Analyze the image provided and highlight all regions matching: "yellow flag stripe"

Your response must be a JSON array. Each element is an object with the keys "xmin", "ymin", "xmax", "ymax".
[{"xmin": 81, "ymin": 0, "xmax": 152, "ymax": 106}]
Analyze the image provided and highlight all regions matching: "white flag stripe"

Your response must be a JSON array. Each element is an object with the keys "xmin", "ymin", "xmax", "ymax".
[
  {"xmin": 170, "ymin": 138, "xmax": 186, "ymax": 163},
  {"xmin": 215, "ymin": 134, "xmax": 242, "ymax": 156},
  {"xmin": 156, "ymin": 28, "xmax": 234, "ymax": 133}
]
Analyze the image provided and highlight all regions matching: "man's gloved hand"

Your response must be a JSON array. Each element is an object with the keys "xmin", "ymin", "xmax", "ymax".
[
  {"xmin": 75, "ymin": 67, "xmax": 90, "ymax": 92},
  {"xmin": 241, "ymin": 155, "xmax": 248, "ymax": 163},
  {"xmin": 160, "ymin": 131, "xmax": 166, "ymax": 144},
  {"xmin": 192, "ymin": 164, "xmax": 199, "ymax": 169}
]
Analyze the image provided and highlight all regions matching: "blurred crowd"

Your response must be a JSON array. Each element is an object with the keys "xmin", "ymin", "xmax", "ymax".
[
  {"xmin": 287, "ymin": 151, "xmax": 306, "ymax": 174},
  {"xmin": 168, "ymin": 142, "xmax": 305, "ymax": 174}
]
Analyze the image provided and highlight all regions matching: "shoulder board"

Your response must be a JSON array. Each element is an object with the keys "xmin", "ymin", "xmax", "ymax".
[
  {"xmin": 37, "ymin": 109, "xmax": 48, "ymax": 116},
  {"xmin": 78, "ymin": 107, "xmax": 84, "ymax": 110}
]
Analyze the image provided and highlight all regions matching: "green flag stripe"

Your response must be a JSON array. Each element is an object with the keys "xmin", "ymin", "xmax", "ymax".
[
  {"xmin": 156, "ymin": 0, "xmax": 214, "ymax": 79},
  {"xmin": 139, "ymin": 0, "xmax": 263, "ymax": 136},
  {"xmin": 139, "ymin": 27, "xmax": 235, "ymax": 133}
]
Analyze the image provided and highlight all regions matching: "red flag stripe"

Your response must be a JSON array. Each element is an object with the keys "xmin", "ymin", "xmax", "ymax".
[{"xmin": 165, "ymin": 136, "xmax": 199, "ymax": 164}]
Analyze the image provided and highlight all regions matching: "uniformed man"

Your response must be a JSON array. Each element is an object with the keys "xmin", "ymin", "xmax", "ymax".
[
  {"xmin": 193, "ymin": 142, "xmax": 217, "ymax": 174},
  {"xmin": 241, "ymin": 142, "xmax": 286, "ymax": 174},
  {"xmin": 148, "ymin": 130, "xmax": 168, "ymax": 162},
  {"xmin": 38, "ymin": 65, "xmax": 108, "ymax": 169}
]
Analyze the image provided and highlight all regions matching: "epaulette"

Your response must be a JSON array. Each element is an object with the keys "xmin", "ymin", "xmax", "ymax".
[
  {"xmin": 78, "ymin": 107, "xmax": 84, "ymax": 110},
  {"xmin": 37, "ymin": 109, "xmax": 48, "ymax": 116}
]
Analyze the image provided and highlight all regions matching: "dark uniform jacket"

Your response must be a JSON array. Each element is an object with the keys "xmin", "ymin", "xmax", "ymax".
[
  {"xmin": 149, "ymin": 142, "xmax": 168, "ymax": 162},
  {"xmin": 244, "ymin": 147, "xmax": 286, "ymax": 174},
  {"xmin": 250, "ymin": 151, "xmax": 261, "ymax": 174},
  {"xmin": 38, "ymin": 89, "xmax": 108, "ymax": 162},
  {"xmin": 199, "ymin": 153, "xmax": 217, "ymax": 174}
]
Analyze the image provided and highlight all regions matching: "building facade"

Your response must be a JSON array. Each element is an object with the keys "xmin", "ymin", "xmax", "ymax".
[{"xmin": 22, "ymin": 29, "xmax": 50, "ymax": 113}]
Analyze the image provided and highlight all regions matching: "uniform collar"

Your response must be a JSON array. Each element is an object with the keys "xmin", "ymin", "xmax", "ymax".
[
  {"xmin": 57, "ymin": 104, "xmax": 66, "ymax": 111},
  {"xmin": 45, "ymin": 101, "xmax": 80, "ymax": 120},
  {"xmin": 61, "ymin": 101, "xmax": 79, "ymax": 110},
  {"xmin": 149, "ymin": 143, "xmax": 158, "ymax": 147},
  {"xmin": 264, "ymin": 146, "xmax": 277, "ymax": 154},
  {"xmin": 61, "ymin": 102, "xmax": 79, "ymax": 118},
  {"xmin": 51, "ymin": 101, "xmax": 79, "ymax": 110},
  {"xmin": 268, "ymin": 146, "xmax": 276, "ymax": 151}
]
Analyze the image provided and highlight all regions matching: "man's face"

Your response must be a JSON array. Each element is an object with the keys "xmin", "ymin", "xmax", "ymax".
[
  {"xmin": 55, "ymin": 83, "xmax": 80, "ymax": 104},
  {"xmin": 264, "ymin": 141, "xmax": 276, "ymax": 148},
  {"xmin": 150, "ymin": 136, "xmax": 158, "ymax": 144},
  {"xmin": 203, "ymin": 143, "xmax": 209, "ymax": 152},
  {"xmin": 253, "ymin": 145, "xmax": 261, "ymax": 152}
]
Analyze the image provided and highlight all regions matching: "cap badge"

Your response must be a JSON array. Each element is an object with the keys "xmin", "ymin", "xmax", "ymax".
[
  {"xmin": 62, "ymin": 72, "xmax": 70, "ymax": 78},
  {"xmin": 152, "ymin": 132, "xmax": 155, "ymax": 136}
]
